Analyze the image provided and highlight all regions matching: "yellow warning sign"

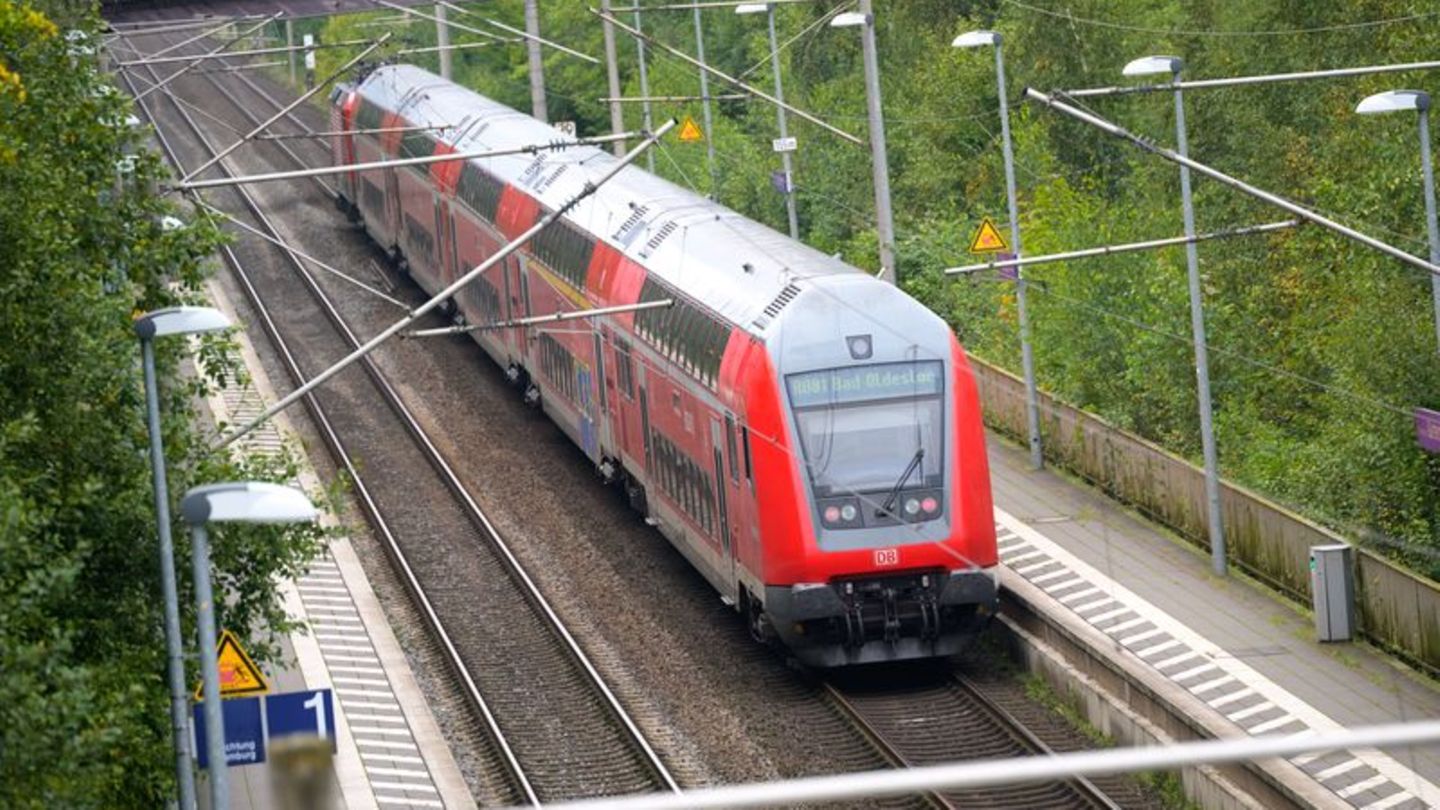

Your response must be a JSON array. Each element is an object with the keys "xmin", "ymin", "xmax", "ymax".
[
  {"xmin": 195, "ymin": 629, "xmax": 270, "ymax": 700},
  {"xmin": 677, "ymin": 115, "xmax": 705, "ymax": 143},
  {"xmin": 968, "ymin": 217, "xmax": 1010, "ymax": 255}
]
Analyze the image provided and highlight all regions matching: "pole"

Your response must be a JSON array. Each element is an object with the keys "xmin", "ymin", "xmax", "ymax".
[
  {"xmin": 1169, "ymin": 68, "xmax": 1226, "ymax": 575},
  {"xmin": 216, "ymin": 119, "xmax": 677, "ymax": 449},
  {"xmin": 856, "ymin": 0, "xmax": 896, "ymax": 283},
  {"xmin": 1022, "ymin": 89, "xmax": 1440, "ymax": 278},
  {"xmin": 190, "ymin": 524, "xmax": 228, "ymax": 810},
  {"xmin": 601, "ymin": 0, "xmax": 627, "ymax": 155},
  {"xmin": 285, "ymin": 19, "xmax": 296, "ymax": 85},
  {"xmin": 524, "ymin": 0, "xmax": 548, "ymax": 120},
  {"xmin": 182, "ymin": 35, "xmax": 390, "ymax": 182},
  {"xmin": 435, "ymin": 4, "xmax": 452, "ymax": 79},
  {"xmin": 692, "ymin": 6, "xmax": 720, "ymax": 195},
  {"xmin": 767, "ymin": 5, "xmax": 799, "ymax": 239},
  {"xmin": 634, "ymin": 4, "xmax": 656, "ymax": 171},
  {"xmin": 993, "ymin": 39, "xmax": 1042, "ymax": 469},
  {"xmin": 141, "ymin": 340, "xmax": 198, "ymax": 810},
  {"xmin": 1421, "ymin": 107, "xmax": 1440, "ymax": 352}
]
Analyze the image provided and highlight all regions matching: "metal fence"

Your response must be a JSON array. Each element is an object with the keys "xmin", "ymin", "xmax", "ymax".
[{"xmin": 969, "ymin": 356, "xmax": 1440, "ymax": 674}]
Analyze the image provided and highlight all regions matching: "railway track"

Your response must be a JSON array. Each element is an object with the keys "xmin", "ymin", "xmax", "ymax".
[
  {"xmin": 118, "ymin": 30, "xmax": 679, "ymax": 805},
  {"xmin": 824, "ymin": 669, "xmax": 1126, "ymax": 809},
  {"xmin": 116, "ymin": 32, "xmax": 1155, "ymax": 809}
]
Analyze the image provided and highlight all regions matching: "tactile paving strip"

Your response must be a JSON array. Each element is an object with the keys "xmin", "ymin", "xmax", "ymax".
[{"xmin": 996, "ymin": 509, "xmax": 1436, "ymax": 810}]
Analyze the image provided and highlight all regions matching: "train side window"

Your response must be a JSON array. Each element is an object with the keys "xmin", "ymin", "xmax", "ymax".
[
  {"xmin": 740, "ymin": 425, "xmax": 754, "ymax": 491},
  {"xmin": 724, "ymin": 415, "xmax": 739, "ymax": 484}
]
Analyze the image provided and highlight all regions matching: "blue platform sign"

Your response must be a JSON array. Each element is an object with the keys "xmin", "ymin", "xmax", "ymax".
[
  {"xmin": 1417, "ymin": 407, "xmax": 1440, "ymax": 454},
  {"xmin": 194, "ymin": 696, "xmax": 265, "ymax": 768},
  {"xmin": 266, "ymin": 688, "xmax": 337, "ymax": 751}
]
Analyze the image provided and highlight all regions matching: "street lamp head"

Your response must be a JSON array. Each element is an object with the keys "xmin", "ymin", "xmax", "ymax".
[
  {"xmin": 734, "ymin": 3, "xmax": 770, "ymax": 14},
  {"xmin": 1356, "ymin": 89, "xmax": 1431, "ymax": 115},
  {"xmin": 182, "ymin": 482, "xmax": 317, "ymax": 525},
  {"xmin": 952, "ymin": 30, "xmax": 1000, "ymax": 48},
  {"xmin": 134, "ymin": 305, "xmax": 231, "ymax": 340},
  {"xmin": 830, "ymin": 11, "xmax": 871, "ymax": 28},
  {"xmin": 1123, "ymin": 55, "xmax": 1183, "ymax": 77}
]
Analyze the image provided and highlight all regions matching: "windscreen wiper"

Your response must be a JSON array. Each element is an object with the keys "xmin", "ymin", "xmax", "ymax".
[{"xmin": 878, "ymin": 448, "xmax": 924, "ymax": 517}]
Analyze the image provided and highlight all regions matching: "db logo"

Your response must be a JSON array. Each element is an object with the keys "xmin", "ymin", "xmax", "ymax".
[{"xmin": 873, "ymin": 548, "xmax": 899, "ymax": 567}]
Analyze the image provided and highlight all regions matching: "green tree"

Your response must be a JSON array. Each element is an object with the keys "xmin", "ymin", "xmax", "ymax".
[{"xmin": 0, "ymin": 3, "xmax": 328, "ymax": 805}]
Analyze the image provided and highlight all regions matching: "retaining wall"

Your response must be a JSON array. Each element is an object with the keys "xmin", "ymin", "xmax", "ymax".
[{"xmin": 969, "ymin": 356, "xmax": 1440, "ymax": 674}]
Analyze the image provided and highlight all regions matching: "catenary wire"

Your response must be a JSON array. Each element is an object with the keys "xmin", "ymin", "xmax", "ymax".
[{"xmin": 1002, "ymin": 0, "xmax": 1440, "ymax": 38}]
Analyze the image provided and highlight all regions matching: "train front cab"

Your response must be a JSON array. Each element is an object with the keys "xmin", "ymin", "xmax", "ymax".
[{"xmin": 744, "ymin": 278, "xmax": 998, "ymax": 667}]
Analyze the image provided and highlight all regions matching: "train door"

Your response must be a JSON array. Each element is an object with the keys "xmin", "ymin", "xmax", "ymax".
[
  {"xmin": 711, "ymin": 417, "xmax": 735, "ymax": 591},
  {"xmin": 592, "ymin": 331, "xmax": 610, "ymax": 453},
  {"xmin": 436, "ymin": 198, "xmax": 453, "ymax": 287},
  {"xmin": 384, "ymin": 167, "xmax": 400, "ymax": 251},
  {"xmin": 638, "ymin": 374, "xmax": 652, "ymax": 472},
  {"xmin": 722, "ymin": 413, "xmax": 746, "ymax": 568}
]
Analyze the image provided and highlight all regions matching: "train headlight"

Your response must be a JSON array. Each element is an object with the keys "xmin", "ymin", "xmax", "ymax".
[
  {"xmin": 904, "ymin": 498, "xmax": 921, "ymax": 516},
  {"xmin": 824, "ymin": 505, "xmax": 841, "ymax": 523},
  {"xmin": 840, "ymin": 503, "xmax": 857, "ymax": 522},
  {"xmin": 921, "ymin": 496, "xmax": 938, "ymax": 514}
]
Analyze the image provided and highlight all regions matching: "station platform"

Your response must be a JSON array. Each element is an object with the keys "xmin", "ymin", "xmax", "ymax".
[
  {"xmin": 195, "ymin": 280, "xmax": 474, "ymax": 810},
  {"xmin": 987, "ymin": 434, "xmax": 1440, "ymax": 809}
]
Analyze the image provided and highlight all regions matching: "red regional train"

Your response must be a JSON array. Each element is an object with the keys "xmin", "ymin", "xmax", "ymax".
[{"xmin": 329, "ymin": 65, "xmax": 998, "ymax": 667}]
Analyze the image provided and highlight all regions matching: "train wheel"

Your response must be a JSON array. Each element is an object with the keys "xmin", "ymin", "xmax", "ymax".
[
  {"xmin": 623, "ymin": 474, "xmax": 647, "ymax": 514},
  {"xmin": 744, "ymin": 589, "xmax": 776, "ymax": 644}
]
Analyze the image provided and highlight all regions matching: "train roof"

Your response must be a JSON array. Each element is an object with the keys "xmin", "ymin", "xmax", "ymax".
[{"xmin": 355, "ymin": 64, "xmax": 872, "ymax": 336}]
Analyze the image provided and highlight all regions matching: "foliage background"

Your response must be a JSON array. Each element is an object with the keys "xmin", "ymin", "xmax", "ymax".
[
  {"xmin": 306, "ymin": 0, "xmax": 1440, "ymax": 572},
  {"xmin": 1, "ymin": 2, "xmax": 327, "ymax": 805}
]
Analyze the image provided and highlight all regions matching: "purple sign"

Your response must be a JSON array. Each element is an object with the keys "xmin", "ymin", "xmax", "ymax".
[
  {"xmin": 996, "ymin": 253, "xmax": 1018, "ymax": 281},
  {"xmin": 1417, "ymin": 408, "xmax": 1440, "ymax": 453},
  {"xmin": 770, "ymin": 170, "xmax": 793, "ymax": 194}
]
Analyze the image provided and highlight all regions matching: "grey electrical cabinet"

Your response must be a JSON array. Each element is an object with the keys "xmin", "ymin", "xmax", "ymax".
[{"xmin": 1311, "ymin": 544, "xmax": 1355, "ymax": 642}]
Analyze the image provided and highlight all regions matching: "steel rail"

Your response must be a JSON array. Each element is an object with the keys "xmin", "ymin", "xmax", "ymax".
[
  {"xmin": 130, "ymin": 15, "xmax": 278, "ymax": 102},
  {"xmin": 118, "ymin": 38, "xmax": 376, "ymax": 66},
  {"xmin": 951, "ymin": 674, "xmax": 1121, "ymax": 810},
  {"xmin": 819, "ymin": 683, "xmax": 953, "ymax": 810},
  {"xmin": 118, "ymin": 40, "xmax": 540, "ymax": 807},
  {"xmin": 822, "ymin": 677, "xmax": 1123, "ymax": 810},
  {"xmin": 126, "ymin": 31, "xmax": 681, "ymax": 798},
  {"xmin": 180, "ymin": 33, "xmax": 391, "ymax": 182}
]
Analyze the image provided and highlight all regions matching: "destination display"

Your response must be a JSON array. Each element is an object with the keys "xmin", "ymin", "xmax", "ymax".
[{"xmin": 787, "ymin": 361, "xmax": 943, "ymax": 408}]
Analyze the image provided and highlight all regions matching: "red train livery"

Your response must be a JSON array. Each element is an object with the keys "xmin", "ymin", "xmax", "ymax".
[{"xmin": 329, "ymin": 65, "xmax": 998, "ymax": 666}]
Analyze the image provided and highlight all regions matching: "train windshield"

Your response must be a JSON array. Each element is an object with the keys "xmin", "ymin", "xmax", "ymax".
[{"xmin": 786, "ymin": 361, "xmax": 945, "ymax": 498}]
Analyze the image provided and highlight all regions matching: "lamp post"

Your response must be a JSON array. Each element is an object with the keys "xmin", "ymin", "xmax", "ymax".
[
  {"xmin": 953, "ymin": 29, "xmax": 1043, "ymax": 471},
  {"xmin": 134, "ymin": 305, "xmax": 232, "ymax": 810},
  {"xmin": 181, "ymin": 482, "xmax": 317, "ymax": 810},
  {"xmin": 1356, "ymin": 89, "xmax": 1440, "ymax": 352},
  {"xmin": 1125, "ymin": 54, "xmax": 1225, "ymax": 576},
  {"xmin": 831, "ymin": 4, "xmax": 897, "ymax": 284},
  {"xmin": 738, "ymin": 2, "xmax": 800, "ymax": 239}
]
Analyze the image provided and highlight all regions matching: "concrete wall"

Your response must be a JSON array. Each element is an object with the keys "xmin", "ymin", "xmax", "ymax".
[{"xmin": 970, "ymin": 356, "xmax": 1440, "ymax": 674}]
